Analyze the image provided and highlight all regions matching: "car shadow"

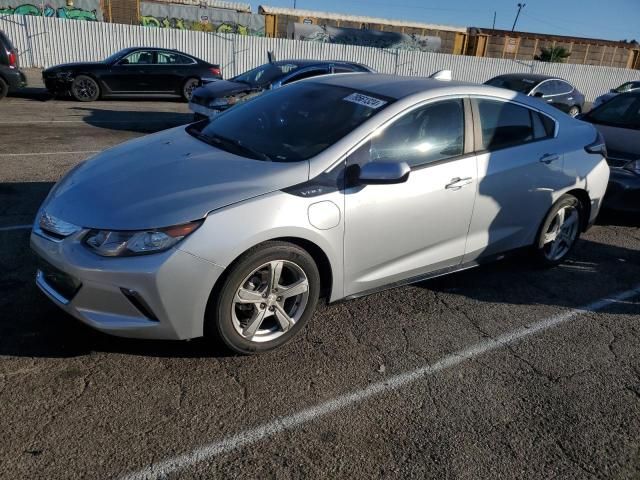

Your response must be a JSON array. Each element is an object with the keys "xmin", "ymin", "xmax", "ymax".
[
  {"xmin": 8, "ymin": 86, "xmax": 52, "ymax": 102},
  {"xmin": 596, "ymin": 209, "xmax": 640, "ymax": 227},
  {"xmin": 71, "ymin": 107, "xmax": 194, "ymax": 133}
]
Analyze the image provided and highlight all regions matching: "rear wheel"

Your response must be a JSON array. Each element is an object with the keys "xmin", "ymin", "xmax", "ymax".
[
  {"xmin": 0, "ymin": 77, "xmax": 8, "ymax": 100},
  {"xmin": 71, "ymin": 75, "xmax": 100, "ymax": 102},
  {"xmin": 533, "ymin": 194, "xmax": 582, "ymax": 266},
  {"xmin": 182, "ymin": 77, "xmax": 199, "ymax": 101},
  {"xmin": 568, "ymin": 105, "xmax": 580, "ymax": 118},
  {"xmin": 208, "ymin": 241, "xmax": 320, "ymax": 354}
]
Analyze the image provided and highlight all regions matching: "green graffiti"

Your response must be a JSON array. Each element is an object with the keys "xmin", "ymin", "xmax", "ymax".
[
  {"xmin": 0, "ymin": 3, "xmax": 98, "ymax": 20},
  {"xmin": 139, "ymin": 15, "xmax": 257, "ymax": 35},
  {"xmin": 57, "ymin": 6, "xmax": 97, "ymax": 21},
  {"xmin": 140, "ymin": 15, "xmax": 160, "ymax": 27}
]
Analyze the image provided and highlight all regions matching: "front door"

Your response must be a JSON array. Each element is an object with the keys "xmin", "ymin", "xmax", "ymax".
[
  {"xmin": 103, "ymin": 50, "xmax": 158, "ymax": 93},
  {"xmin": 343, "ymin": 98, "xmax": 477, "ymax": 296}
]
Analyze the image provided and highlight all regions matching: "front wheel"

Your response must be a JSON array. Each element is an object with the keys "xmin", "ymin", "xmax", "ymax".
[
  {"xmin": 533, "ymin": 194, "xmax": 583, "ymax": 266},
  {"xmin": 71, "ymin": 75, "xmax": 100, "ymax": 102},
  {"xmin": 208, "ymin": 241, "xmax": 321, "ymax": 354}
]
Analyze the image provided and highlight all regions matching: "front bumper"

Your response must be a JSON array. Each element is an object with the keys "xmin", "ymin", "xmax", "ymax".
[
  {"xmin": 30, "ymin": 226, "xmax": 224, "ymax": 340},
  {"xmin": 603, "ymin": 168, "xmax": 640, "ymax": 213},
  {"xmin": 42, "ymin": 73, "xmax": 72, "ymax": 94}
]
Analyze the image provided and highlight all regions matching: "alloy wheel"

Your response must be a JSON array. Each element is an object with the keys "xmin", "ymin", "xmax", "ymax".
[
  {"xmin": 231, "ymin": 260, "xmax": 310, "ymax": 343},
  {"xmin": 542, "ymin": 205, "xmax": 579, "ymax": 261},
  {"xmin": 74, "ymin": 78, "xmax": 97, "ymax": 100}
]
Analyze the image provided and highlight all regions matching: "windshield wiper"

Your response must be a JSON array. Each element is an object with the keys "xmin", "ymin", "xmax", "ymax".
[{"xmin": 208, "ymin": 133, "xmax": 272, "ymax": 161}]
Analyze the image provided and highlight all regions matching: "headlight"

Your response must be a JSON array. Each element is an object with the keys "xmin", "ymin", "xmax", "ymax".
[
  {"xmin": 624, "ymin": 159, "xmax": 640, "ymax": 175},
  {"xmin": 84, "ymin": 220, "xmax": 202, "ymax": 257},
  {"xmin": 209, "ymin": 96, "xmax": 237, "ymax": 108}
]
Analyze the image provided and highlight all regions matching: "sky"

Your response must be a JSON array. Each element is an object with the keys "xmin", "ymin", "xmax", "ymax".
[{"xmin": 250, "ymin": 0, "xmax": 640, "ymax": 42}]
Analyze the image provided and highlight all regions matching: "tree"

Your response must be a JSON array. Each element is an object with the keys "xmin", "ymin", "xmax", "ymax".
[{"xmin": 535, "ymin": 46, "xmax": 571, "ymax": 63}]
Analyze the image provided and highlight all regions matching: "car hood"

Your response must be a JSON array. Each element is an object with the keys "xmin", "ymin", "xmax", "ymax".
[
  {"xmin": 192, "ymin": 80, "xmax": 261, "ymax": 101},
  {"xmin": 43, "ymin": 62, "xmax": 105, "ymax": 73},
  {"xmin": 42, "ymin": 127, "xmax": 309, "ymax": 230}
]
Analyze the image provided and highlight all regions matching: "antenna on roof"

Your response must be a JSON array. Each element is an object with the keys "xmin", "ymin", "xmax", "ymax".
[{"xmin": 429, "ymin": 70, "xmax": 452, "ymax": 81}]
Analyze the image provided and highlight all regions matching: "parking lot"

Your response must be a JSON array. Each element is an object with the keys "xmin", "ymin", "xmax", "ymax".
[{"xmin": 1, "ymin": 72, "xmax": 639, "ymax": 479}]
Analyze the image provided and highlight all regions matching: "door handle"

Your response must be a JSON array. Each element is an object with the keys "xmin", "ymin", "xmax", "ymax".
[
  {"xmin": 445, "ymin": 177, "xmax": 473, "ymax": 190},
  {"xmin": 539, "ymin": 153, "xmax": 560, "ymax": 164}
]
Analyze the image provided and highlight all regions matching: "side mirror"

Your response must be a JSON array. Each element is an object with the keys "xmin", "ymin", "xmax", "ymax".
[
  {"xmin": 533, "ymin": 91, "xmax": 544, "ymax": 98},
  {"xmin": 358, "ymin": 161, "xmax": 410, "ymax": 185}
]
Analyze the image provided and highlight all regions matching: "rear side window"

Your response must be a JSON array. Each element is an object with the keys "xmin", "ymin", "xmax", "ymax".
[
  {"xmin": 531, "ymin": 111, "xmax": 556, "ymax": 139},
  {"xmin": 157, "ymin": 52, "xmax": 193, "ymax": 65},
  {"xmin": 477, "ymin": 99, "xmax": 538, "ymax": 150}
]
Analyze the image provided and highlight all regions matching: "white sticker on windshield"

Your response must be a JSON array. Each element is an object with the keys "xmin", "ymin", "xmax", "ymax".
[{"xmin": 343, "ymin": 92, "xmax": 387, "ymax": 109}]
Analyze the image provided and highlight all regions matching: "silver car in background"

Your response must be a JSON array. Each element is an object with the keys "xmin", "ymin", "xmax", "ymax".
[{"xmin": 31, "ymin": 74, "xmax": 610, "ymax": 354}]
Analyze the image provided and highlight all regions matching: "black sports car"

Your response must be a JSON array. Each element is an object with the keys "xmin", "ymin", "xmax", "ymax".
[
  {"xmin": 42, "ymin": 47, "xmax": 221, "ymax": 102},
  {"xmin": 189, "ymin": 59, "xmax": 373, "ymax": 120},
  {"xmin": 485, "ymin": 73, "xmax": 585, "ymax": 117}
]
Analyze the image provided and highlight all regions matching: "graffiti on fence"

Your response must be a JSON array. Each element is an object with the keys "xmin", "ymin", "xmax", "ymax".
[
  {"xmin": 139, "ymin": 2, "xmax": 263, "ymax": 35},
  {"xmin": 0, "ymin": 0, "xmax": 100, "ymax": 20},
  {"xmin": 140, "ymin": 14, "xmax": 252, "ymax": 34},
  {"xmin": 289, "ymin": 23, "xmax": 442, "ymax": 52}
]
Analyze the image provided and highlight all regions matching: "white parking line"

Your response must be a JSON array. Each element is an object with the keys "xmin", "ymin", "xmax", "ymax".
[
  {"xmin": 121, "ymin": 284, "xmax": 640, "ymax": 480},
  {"xmin": 0, "ymin": 150, "xmax": 100, "ymax": 157},
  {"xmin": 0, "ymin": 224, "xmax": 32, "ymax": 231}
]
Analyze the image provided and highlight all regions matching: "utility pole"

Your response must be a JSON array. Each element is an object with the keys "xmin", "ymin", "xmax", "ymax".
[
  {"xmin": 511, "ymin": 3, "xmax": 525, "ymax": 32},
  {"xmin": 293, "ymin": 0, "xmax": 297, "ymax": 8},
  {"xmin": 492, "ymin": 11, "xmax": 496, "ymax": 29}
]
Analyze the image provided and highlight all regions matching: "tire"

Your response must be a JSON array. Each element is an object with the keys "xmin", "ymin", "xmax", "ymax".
[
  {"xmin": 208, "ymin": 241, "xmax": 321, "ymax": 355},
  {"xmin": 71, "ymin": 75, "xmax": 100, "ymax": 102},
  {"xmin": 532, "ymin": 194, "xmax": 583, "ymax": 267},
  {"xmin": 182, "ymin": 77, "xmax": 199, "ymax": 101},
  {"xmin": 0, "ymin": 77, "xmax": 8, "ymax": 100},
  {"xmin": 568, "ymin": 105, "xmax": 581, "ymax": 118}
]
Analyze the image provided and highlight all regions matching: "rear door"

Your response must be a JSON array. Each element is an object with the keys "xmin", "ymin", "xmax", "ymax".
[
  {"xmin": 152, "ymin": 51, "xmax": 196, "ymax": 93},
  {"xmin": 343, "ymin": 97, "xmax": 477, "ymax": 296},
  {"xmin": 463, "ymin": 97, "xmax": 566, "ymax": 262}
]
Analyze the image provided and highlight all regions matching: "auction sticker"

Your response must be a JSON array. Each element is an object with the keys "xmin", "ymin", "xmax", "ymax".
[{"xmin": 343, "ymin": 92, "xmax": 387, "ymax": 109}]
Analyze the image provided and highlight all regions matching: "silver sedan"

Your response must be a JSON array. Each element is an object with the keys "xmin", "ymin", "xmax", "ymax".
[{"xmin": 31, "ymin": 74, "xmax": 610, "ymax": 354}]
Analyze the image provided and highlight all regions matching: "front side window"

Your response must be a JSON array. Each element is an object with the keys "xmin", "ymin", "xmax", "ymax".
[
  {"xmin": 187, "ymin": 83, "xmax": 393, "ymax": 162},
  {"xmin": 233, "ymin": 63, "xmax": 300, "ymax": 87},
  {"xmin": 364, "ymin": 99, "xmax": 465, "ymax": 167},
  {"xmin": 477, "ymin": 99, "xmax": 542, "ymax": 150},
  {"xmin": 587, "ymin": 95, "xmax": 640, "ymax": 129},
  {"xmin": 122, "ymin": 50, "xmax": 154, "ymax": 65}
]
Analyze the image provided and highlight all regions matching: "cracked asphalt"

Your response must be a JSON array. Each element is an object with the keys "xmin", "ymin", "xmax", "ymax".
[{"xmin": 1, "ymin": 75, "xmax": 639, "ymax": 479}]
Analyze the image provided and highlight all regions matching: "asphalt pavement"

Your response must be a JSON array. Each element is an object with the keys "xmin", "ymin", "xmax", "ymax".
[{"xmin": 0, "ymin": 74, "xmax": 638, "ymax": 480}]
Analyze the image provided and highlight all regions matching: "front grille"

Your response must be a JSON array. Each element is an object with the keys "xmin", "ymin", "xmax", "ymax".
[{"xmin": 37, "ymin": 260, "xmax": 82, "ymax": 302}]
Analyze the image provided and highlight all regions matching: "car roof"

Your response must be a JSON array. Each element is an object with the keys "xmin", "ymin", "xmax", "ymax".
[
  {"xmin": 491, "ymin": 73, "xmax": 565, "ymax": 83},
  {"xmin": 307, "ymin": 73, "xmax": 480, "ymax": 100}
]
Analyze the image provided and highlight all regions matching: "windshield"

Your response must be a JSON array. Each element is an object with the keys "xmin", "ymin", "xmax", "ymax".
[
  {"xmin": 485, "ymin": 76, "xmax": 537, "ymax": 94},
  {"xmin": 186, "ymin": 82, "xmax": 393, "ymax": 162},
  {"xmin": 587, "ymin": 94, "xmax": 640, "ymax": 129},
  {"xmin": 232, "ymin": 62, "xmax": 301, "ymax": 87},
  {"xmin": 613, "ymin": 82, "xmax": 640, "ymax": 93},
  {"xmin": 104, "ymin": 49, "xmax": 131, "ymax": 64}
]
